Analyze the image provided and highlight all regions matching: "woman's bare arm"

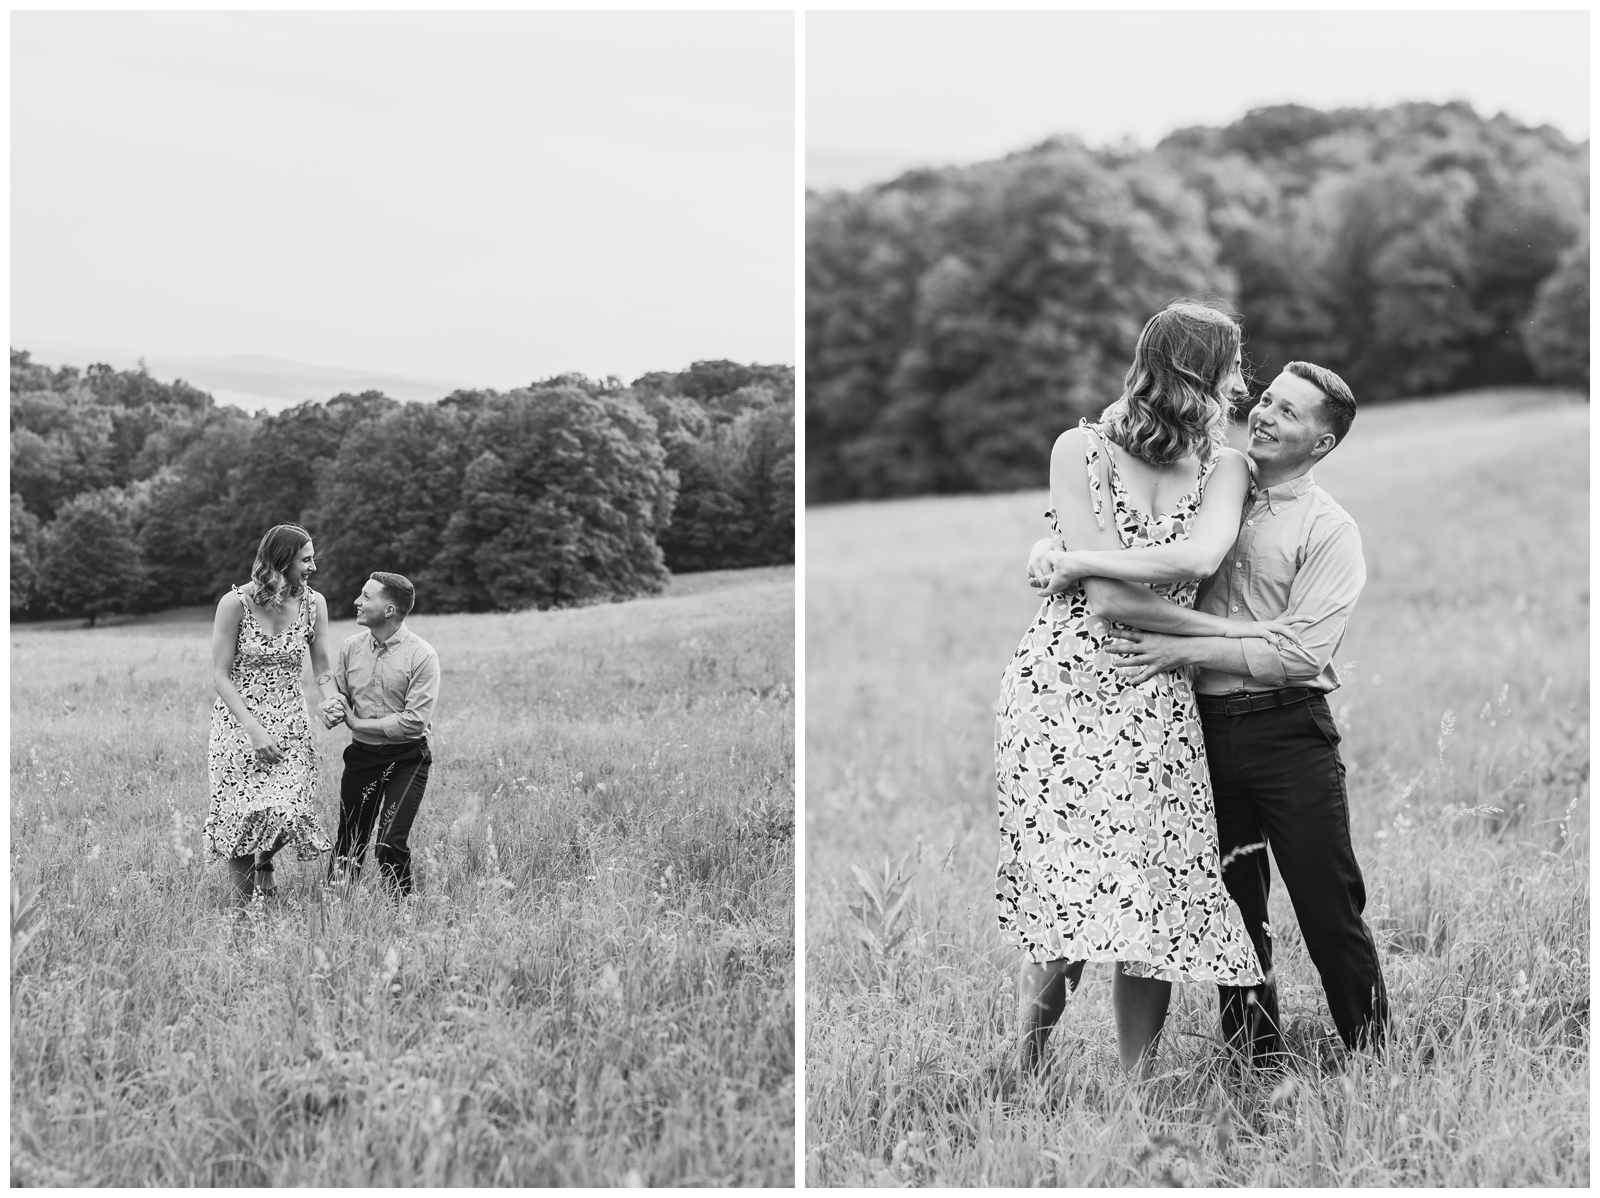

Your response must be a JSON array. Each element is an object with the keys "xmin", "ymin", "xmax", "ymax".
[
  {"xmin": 307, "ymin": 591, "xmax": 339, "ymax": 703},
  {"xmin": 1083, "ymin": 577, "xmax": 1298, "ymax": 644},
  {"xmin": 212, "ymin": 591, "xmax": 282, "ymax": 760},
  {"xmin": 1038, "ymin": 449, "xmax": 1252, "ymax": 586},
  {"xmin": 1045, "ymin": 427, "xmax": 1130, "ymax": 554}
]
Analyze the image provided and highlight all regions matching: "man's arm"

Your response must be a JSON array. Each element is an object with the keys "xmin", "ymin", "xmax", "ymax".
[
  {"xmin": 386, "ymin": 649, "xmax": 439, "ymax": 741},
  {"xmin": 1109, "ymin": 519, "xmax": 1366, "ymax": 685},
  {"xmin": 1107, "ymin": 631, "xmax": 1255, "ymax": 684},
  {"xmin": 1267, "ymin": 520, "xmax": 1366, "ymax": 682},
  {"xmin": 339, "ymin": 647, "xmax": 439, "ymax": 741},
  {"xmin": 1082, "ymin": 578, "xmax": 1282, "ymax": 641},
  {"xmin": 319, "ymin": 636, "xmax": 350, "ymax": 728}
]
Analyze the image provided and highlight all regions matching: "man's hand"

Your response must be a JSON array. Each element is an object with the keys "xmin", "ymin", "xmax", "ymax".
[
  {"xmin": 1105, "ymin": 629, "xmax": 1191, "ymax": 684},
  {"xmin": 318, "ymin": 695, "xmax": 348, "ymax": 730}
]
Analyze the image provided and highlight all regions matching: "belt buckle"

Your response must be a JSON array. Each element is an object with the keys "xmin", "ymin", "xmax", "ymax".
[{"xmin": 1224, "ymin": 695, "xmax": 1251, "ymax": 717}]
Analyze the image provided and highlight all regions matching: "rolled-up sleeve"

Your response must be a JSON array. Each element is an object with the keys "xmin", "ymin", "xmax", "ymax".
[
  {"xmin": 1256, "ymin": 520, "xmax": 1366, "ymax": 684},
  {"xmin": 332, "ymin": 639, "xmax": 350, "ymax": 696},
  {"xmin": 1239, "ymin": 637, "xmax": 1288, "ymax": 686},
  {"xmin": 377, "ymin": 647, "xmax": 440, "ymax": 742}
]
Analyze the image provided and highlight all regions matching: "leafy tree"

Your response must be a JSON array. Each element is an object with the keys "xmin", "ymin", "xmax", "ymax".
[
  {"xmin": 809, "ymin": 100, "xmax": 1589, "ymax": 502},
  {"xmin": 1524, "ymin": 237, "xmax": 1589, "ymax": 387},
  {"xmin": 208, "ymin": 391, "xmax": 403, "ymax": 590},
  {"xmin": 308, "ymin": 401, "xmax": 474, "ymax": 616},
  {"xmin": 1162, "ymin": 101, "xmax": 1588, "ymax": 401},
  {"xmin": 634, "ymin": 360, "xmax": 795, "ymax": 405},
  {"xmin": 10, "ymin": 394, "xmax": 117, "ymax": 520},
  {"xmin": 12, "ymin": 347, "xmax": 789, "ymax": 620},
  {"xmin": 808, "ymin": 138, "xmax": 1231, "ymax": 498},
  {"xmin": 429, "ymin": 385, "xmax": 676, "ymax": 611},
  {"xmin": 725, "ymin": 400, "xmax": 796, "ymax": 564},
  {"xmin": 640, "ymin": 393, "xmax": 746, "ymax": 572},
  {"xmin": 36, "ymin": 488, "xmax": 146, "ymax": 626},
  {"xmin": 1310, "ymin": 160, "xmax": 1485, "ymax": 398},
  {"xmin": 133, "ymin": 410, "xmax": 259, "ymax": 608},
  {"xmin": 636, "ymin": 376, "xmax": 796, "ymax": 571},
  {"xmin": 11, "ymin": 494, "xmax": 43, "ymax": 616},
  {"xmin": 805, "ymin": 185, "xmax": 942, "ymax": 501}
]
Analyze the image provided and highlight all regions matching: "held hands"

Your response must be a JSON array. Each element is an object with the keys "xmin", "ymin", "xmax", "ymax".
[
  {"xmin": 1107, "ymin": 618, "xmax": 1305, "ymax": 686},
  {"xmin": 318, "ymin": 694, "xmax": 349, "ymax": 730},
  {"xmin": 1026, "ymin": 547, "xmax": 1088, "ymax": 597}
]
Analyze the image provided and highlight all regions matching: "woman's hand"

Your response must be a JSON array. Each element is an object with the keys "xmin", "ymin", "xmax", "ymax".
[
  {"xmin": 1026, "ymin": 540, "xmax": 1058, "ymax": 588},
  {"xmin": 1225, "ymin": 619, "xmax": 1304, "ymax": 650},
  {"xmin": 246, "ymin": 723, "xmax": 284, "ymax": 766},
  {"xmin": 1028, "ymin": 549, "xmax": 1088, "ymax": 597}
]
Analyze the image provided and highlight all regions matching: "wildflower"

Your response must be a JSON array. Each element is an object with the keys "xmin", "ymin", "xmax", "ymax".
[
  {"xmin": 170, "ymin": 809, "xmax": 194, "ymax": 868},
  {"xmin": 1559, "ymin": 794, "xmax": 1580, "ymax": 843}
]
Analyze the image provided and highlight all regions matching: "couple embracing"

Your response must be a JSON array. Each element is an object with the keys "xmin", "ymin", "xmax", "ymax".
[
  {"xmin": 203, "ymin": 524, "xmax": 441, "ymax": 906},
  {"xmin": 996, "ymin": 299, "xmax": 1388, "ymax": 1078}
]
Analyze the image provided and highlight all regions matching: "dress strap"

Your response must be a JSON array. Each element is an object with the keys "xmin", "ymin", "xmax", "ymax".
[
  {"xmin": 300, "ymin": 587, "xmax": 316, "ymax": 643},
  {"xmin": 1080, "ymin": 419, "xmax": 1109, "ymax": 532},
  {"xmin": 1194, "ymin": 448, "xmax": 1223, "ymax": 501}
]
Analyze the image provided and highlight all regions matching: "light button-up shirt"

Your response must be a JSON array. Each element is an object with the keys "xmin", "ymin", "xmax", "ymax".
[
  {"xmin": 334, "ymin": 623, "xmax": 440, "ymax": 745},
  {"xmin": 1193, "ymin": 470, "xmax": 1365, "ymax": 695}
]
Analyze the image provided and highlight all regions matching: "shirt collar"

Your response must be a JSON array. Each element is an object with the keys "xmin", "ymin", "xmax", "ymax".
[
  {"xmin": 370, "ymin": 622, "xmax": 409, "ymax": 652},
  {"xmin": 1249, "ymin": 468, "xmax": 1316, "ymax": 514}
]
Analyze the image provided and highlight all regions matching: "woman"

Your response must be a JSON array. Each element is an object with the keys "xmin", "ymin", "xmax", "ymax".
[
  {"xmin": 996, "ymin": 300, "xmax": 1291, "ymax": 1078},
  {"xmin": 205, "ymin": 524, "xmax": 337, "ymax": 902}
]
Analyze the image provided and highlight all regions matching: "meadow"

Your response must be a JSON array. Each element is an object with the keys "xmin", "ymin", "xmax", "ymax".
[
  {"xmin": 805, "ymin": 389, "xmax": 1589, "ymax": 1186},
  {"xmin": 10, "ymin": 566, "xmax": 795, "ymax": 1186}
]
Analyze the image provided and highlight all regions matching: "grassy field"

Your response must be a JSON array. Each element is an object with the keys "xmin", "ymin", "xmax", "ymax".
[
  {"xmin": 805, "ymin": 389, "xmax": 1589, "ymax": 1186},
  {"xmin": 10, "ymin": 566, "xmax": 795, "ymax": 1186}
]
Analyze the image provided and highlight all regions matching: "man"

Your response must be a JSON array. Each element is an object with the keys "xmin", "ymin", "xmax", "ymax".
[
  {"xmin": 319, "ymin": 571, "xmax": 440, "ymax": 897},
  {"xmin": 1038, "ymin": 361, "xmax": 1388, "ymax": 1064}
]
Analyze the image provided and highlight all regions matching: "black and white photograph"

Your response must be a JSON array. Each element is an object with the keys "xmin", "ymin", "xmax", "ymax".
[
  {"xmin": 805, "ymin": 10, "xmax": 1587, "ymax": 1186},
  {"xmin": 11, "ymin": 11, "xmax": 794, "ymax": 1186}
]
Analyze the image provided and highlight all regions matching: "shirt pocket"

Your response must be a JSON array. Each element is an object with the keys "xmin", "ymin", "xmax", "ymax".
[{"xmin": 1250, "ymin": 552, "xmax": 1298, "ymax": 612}]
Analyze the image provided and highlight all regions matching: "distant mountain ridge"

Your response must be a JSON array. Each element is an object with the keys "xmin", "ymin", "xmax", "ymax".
[{"xmin": 18, "ymin": 341, "xmax": 464, "ymax": 414}]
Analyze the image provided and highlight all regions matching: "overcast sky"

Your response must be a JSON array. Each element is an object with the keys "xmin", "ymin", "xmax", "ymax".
[
  {"xmin": 808, "ymin": 10, "xmax": 1589, "ymax": 189},
  {"xmin": 13, "ymin": 11, "xmax": 794, "ymax": 389}
]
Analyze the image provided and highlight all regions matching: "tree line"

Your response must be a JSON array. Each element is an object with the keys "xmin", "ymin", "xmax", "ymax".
[
  {"xmin": 11, "ymin": 353, "xmax": 794, "ymax": 623},
  {"xmin": 807, "ymin": 101, "xmax": 1590, "ymax": 502}
]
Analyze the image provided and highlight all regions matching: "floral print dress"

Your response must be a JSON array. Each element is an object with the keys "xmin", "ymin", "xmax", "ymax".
[
  {"xmin": 204, "ymin": 586, "xmax": 330, "ymax": 862},
  {"xmin": 995, "ymin": 423, "xmax": 1263, "ymax": 985}
]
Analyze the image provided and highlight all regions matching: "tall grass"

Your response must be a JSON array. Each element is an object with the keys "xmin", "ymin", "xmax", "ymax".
[
  {"xmin": 11, "ymin": 566, "xmax": 795, "ymax": 1186},
  {"xmin": 805, "ymin": 390, "xmax": 1589, "ymax": 1186}
]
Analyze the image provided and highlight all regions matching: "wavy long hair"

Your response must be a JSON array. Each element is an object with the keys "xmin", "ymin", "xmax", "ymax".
[
  {"xmin": 1100, "ymin": 299, "xmax": 1241, "ymax": 465},
  {"xmin": 251, "ymin": 524, "xmax": 313, "ymax": 609}
]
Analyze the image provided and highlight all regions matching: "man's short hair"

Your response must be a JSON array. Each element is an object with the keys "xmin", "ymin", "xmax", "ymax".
[
  {"xmin": 370, "ymin": 571, "xmax": 415, "ymax": 617},
  {"xmin": 1284, "ymin": 360, "xmax": 1356, "ymax": 447}
]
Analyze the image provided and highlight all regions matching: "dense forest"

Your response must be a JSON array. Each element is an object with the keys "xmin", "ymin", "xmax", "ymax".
[
  {"xmin": 807, "ymin": 102, "xmax": 1590, "ymax": 501},
  {"xmin": 10, "ymin": 353, "xmax": 793, "ymax": 623}
]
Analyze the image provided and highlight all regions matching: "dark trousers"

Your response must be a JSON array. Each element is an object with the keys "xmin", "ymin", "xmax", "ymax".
[
  {"xmin": 330, "ymin": 738, "xmax": 431, "ymax": 896},
  {"xmin": 1201, "ymin": 693, "xmax": 1388, "ymax": 1059}
]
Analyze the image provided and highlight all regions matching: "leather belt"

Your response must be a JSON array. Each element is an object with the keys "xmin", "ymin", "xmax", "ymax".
[{"xmin": 1196, "ymin": 687, "xmax": 1314, "ymax": 717}]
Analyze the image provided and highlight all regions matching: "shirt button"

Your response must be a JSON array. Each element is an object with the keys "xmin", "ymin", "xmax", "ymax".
[
  {"xmin": 1235, "ymin": 561, "xmax": 1244, "ymax": 569},
  {"xmin": 1231, "ymin": 605, "xmax": 1240, "ymax": 612},
  {"xmin": 1246, "ymin": 519, "xmax": 1254, "ymax": 526}
]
